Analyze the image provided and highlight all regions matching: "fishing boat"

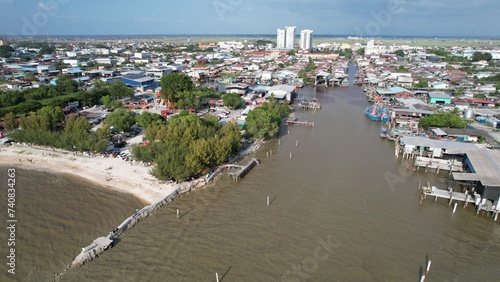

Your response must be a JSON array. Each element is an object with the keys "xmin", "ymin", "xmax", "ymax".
[
  {"xmin": 365, "ymin": 103, "xmax": 391, "ymax": 122},
  {"xmin": 380, "ymin": 127, "xmax": 387, "ymax": 138}
]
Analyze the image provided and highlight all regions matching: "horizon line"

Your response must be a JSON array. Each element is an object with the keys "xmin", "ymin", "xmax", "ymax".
[{"xmin": 2, "ymin": 34, "xmax": 500, "ymax": 40}]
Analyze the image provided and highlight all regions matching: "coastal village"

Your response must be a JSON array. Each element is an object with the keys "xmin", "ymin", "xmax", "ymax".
[
  {"xmin": 2, "ymin": 32, "xmax": 500, "ymax": 273},
  {"xmin": 2, "ymin": 34, "xmax": 500, "ymax": 218}
]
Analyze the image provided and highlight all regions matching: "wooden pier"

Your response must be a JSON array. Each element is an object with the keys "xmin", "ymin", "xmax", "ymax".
[
  {"xmin": 414, "ymin": 156, "xmax": 463, "ymax": 174},
  {"xmin": 223, "ymin": 158, "xmax": 259, "ymax": 182},
  {"xmin": 418, "ymin": 181, "xmax": 474, "ymax": 206},
  {"xmin": 285, "ymin": 116, "xmax": 314, "ymax": 127}
]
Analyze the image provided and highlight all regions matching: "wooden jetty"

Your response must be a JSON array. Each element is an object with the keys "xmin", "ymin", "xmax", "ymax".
[
  {"xmin": 223, "ymin": 158, "xmax": 259, "ymax": 182},
  {"xmin": 295, "ymin": 99, "xmax": 321, "ymax": 110},
  {"xmin": 418, "ymin": 181, "xmax": 474, "ymax": 206},
  {"xmin": 414, "ymin": 156, "xmax": 463, "ymax": 174},
  {"xmin": 285, "ymin": 116, "xmax": 314, "ymax": 127}
]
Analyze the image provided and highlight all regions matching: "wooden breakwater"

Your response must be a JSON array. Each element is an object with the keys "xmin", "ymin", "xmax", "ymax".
[
  {"xmin": 52, "ymin": 142, "xmax": 264, "ymax": 281},
  {"xmin": 223, "ymin": 158, "xmax": 260, "ymax": 182},
  {"xmin": 51, "ymin": 178, "xmax": 210, "ymax": 282}
]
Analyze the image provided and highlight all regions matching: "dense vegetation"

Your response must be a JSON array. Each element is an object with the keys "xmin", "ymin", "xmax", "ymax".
[
  {"xmin": 244, "ymin": 99, "xmax": 291, "ymax": 139},
  {"xmin": 0, "ymin": 75, "xmax": 132, "ymax": 118},
  {"xmin": 8, "ymin": 109, "xmax": 111, "ymax": 152},
  {"xmin": 131, "ymin": 112, "xmax": 241, "ymax": 181},
  {"xmin": 222, "ymin": 93, "xmax": 244, "ymax": 109},
  {"xmin": 418, "ymin": 112, "xmax": 467, "ymax": 129}
]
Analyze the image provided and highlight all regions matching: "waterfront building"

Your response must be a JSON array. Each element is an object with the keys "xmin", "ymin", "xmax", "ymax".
[
  {"xmin": 447, "ymin": 147, "xmax": 500, "ymax": 205},
  {"xmin": 300, "ymin": 29, "xmax": 313, "ymax": 51},
  {"xmin": 285, "ymin": 26, "xmax": 296, "ymax": 50}
]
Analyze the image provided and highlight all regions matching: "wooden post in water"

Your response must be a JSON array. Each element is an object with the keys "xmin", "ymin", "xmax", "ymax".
[
  {"xmin": 266, "ymin": 152, "xmax": 269, "ymax": 157},
  {"xmin": 216, "ymin": 272, "xmax": 219, "ymax": 282},
  {"xmin": 296, "ymin": 139, "xmax": 298, "ymax": 146},
  {"xmin": 464, "ymin": 191, "xmax": 469, "ymax": 207},
  {"xmin": 448, "ymin": 188, "xmax": 453, "ymax": 205},
  {"xmin": 453, "ymin": 203, "xmax": 458, "ymax": 213},
  {"xmin": 270, "ymin": 149, "xmax": 272, "ymax": 156},
  {"xmin": 426, "ymin": 259, "xmax": 431, "ymax": 275},
  {"xmin": 278, "ymin": 139, "xmax": 281, "ymax": 145},
  {"xmin": 267, "ymin": 196, "xmax": 270, "ymax": 206},
  {"xmin": 177, "ymin": 209, "xmax": 179, "ymax": 219},
  {"xmin": 290, "ymin": 152, "xmax": 292, "ymax": 159}
]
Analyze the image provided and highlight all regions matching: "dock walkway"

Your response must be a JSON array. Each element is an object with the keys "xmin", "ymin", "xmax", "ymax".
[
  {"xmin": 414, "ymin": 157, "xmax": 463, "ymax": 174},
  {"xmin": 421, "ymin": 186, "xmax": 474, "ymax": 205},
  {"xmin": 285, "ymin": 116, "xmax": 314, "ymax": 127}
]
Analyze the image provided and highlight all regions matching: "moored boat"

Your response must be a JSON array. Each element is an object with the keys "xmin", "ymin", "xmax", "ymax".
[
  {"xmin": 365, "ymin": 103, "xmax": 391, "ymax": 122},
  {"xmin": 380, "ymin": 127, "xmax": 387, "ymax": 138}
]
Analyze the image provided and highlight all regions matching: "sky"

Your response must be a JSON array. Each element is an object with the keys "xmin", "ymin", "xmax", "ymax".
[{"xmin": 0, "ymin": 0, "xmax": 499, "ymax": 37}]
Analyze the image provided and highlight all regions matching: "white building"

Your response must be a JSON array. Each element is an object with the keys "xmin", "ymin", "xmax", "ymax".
[
  {"xmin": 285, "ymin": 26, "xmax": 296, "ymax": 50},
  {"xmin": 300, "ymin": 29, "xmax": 313, "ymax": 50},
  {"xmin": 277, "ymin": 29, "xmax": 286, "ymax": 49},
  {"xmin": 217, "ymin": 41, "xmax": 244, "ymax": 50},
  {"xmin": 365, "ymin": 39, "xmax": 387, "ymax": 55}
]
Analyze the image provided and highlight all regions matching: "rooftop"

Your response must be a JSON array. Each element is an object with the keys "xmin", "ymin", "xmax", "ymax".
[
  {"xmin": 450, "ymin": 148, "xmax": 500, "ymax": 187},
  {"xmin": 400, "ymin": 136, "xmax": 477, "ymax": 150}
]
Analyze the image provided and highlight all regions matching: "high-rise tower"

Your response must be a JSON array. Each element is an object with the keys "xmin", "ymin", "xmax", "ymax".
[{"xmin": 300, "ymin": 29, "xmax": 313, "ymax": 50}]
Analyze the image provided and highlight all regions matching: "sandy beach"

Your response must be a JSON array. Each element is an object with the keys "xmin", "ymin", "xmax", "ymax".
[{"xmin": 0, "ymin": 143, "xmax": 179, "ymax": 205}]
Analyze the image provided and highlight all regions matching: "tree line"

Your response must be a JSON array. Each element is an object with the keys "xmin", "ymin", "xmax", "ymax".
[{"xmin": 5, "ymin": 105, "xmax": 111, "ymax": 152}]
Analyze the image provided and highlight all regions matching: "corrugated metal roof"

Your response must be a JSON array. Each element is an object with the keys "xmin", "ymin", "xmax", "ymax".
[
  {"xmin": 401, "ymin": 136, "xmax": 476, "ymax": 150},
  {"xmin": 450, "ymin": 148, "xmax": 500, "ymax": 187}
]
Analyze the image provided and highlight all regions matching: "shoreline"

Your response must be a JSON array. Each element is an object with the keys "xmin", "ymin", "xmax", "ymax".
[
  {"xmin": 0, "ymin": 139, "xmax": 263, "ymax": 206},
  {"xmin": 0, "ymin": 143, "xmax": 183, "ymax": 205}
]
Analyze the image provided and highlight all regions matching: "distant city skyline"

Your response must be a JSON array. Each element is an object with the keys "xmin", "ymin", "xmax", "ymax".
[{"xmin": 0, "ymin": 0, "xmax": 499, "ymax": 37}]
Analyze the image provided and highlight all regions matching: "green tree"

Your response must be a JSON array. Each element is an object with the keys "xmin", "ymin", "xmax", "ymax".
[
  {"xmin": 176, "ymin": 90, "xmax": 201, "ymax": 110},
  {"xmin": 287, "ymin": 49, "xmax": 296, "ymax": 56},
  {"xmin": 472, "ymin": 52, "xmax": 493, "ymax": 62},
  {"xmin": 394, "ymin": 50, "xmax": 405, "ymax": 57},
  {"xmin": 418, "ymin": 113, "xmax": 467, "ymax": 129},
  {"xmin": 160, "ymin": 73, "xmax": 194, "ymax": 106},
  {"xmin": 38, "ymin": 106, "xmax": 64, "ymax": 130},
  {"xmin": 305, "ymin": 57, "xmax": 316, "ymax": 72},
  {"xmin": 0, "ymin": 45, "xmax": 14, "ymax": 57},
  {"xmin": 105, "ymin": 108, "xmax": 136, "ymax": 132},
  {"xmin": 222, "ymin": 93, "xmax": 244, "ymax": 109},
  {"xmin": 109, "ymin": 81, "xmax": 133, "ymax": 100},
  {"xmin": 54, "ymin": 74, "xmax": 78, "ymax": 94},
  {"xmin": 185, "ymin": 139, "xmax": 213, "ymax": 175},
  {"xmin": 101, "ymin": 95, "xmax": 112, "ymax": 108},
  {"xmin": 356, "ymin": 48, "xmax": 365, "ymax": 55},
  {"xmin": 245, "ymin": 107, "xmax": 279, "ymax": 139},
  {"xmin": 414, "ymin": 77, "xmax": 429, "ymax": 88},
  {"xmin": 39, "ymin": 44, "xmax": 55, "ymax": 55},
  {"xmin": 3, "ymin": 112, "xmax": 17, "ymax": 131},
  {"xmin": 135, "ymin": 111, "xmax": 165, "ymax": 128}
]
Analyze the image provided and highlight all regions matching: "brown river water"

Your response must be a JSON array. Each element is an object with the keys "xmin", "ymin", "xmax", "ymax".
[{"xmin": 1, "ymin": 65, "xmax": 500, "ymax": 282}]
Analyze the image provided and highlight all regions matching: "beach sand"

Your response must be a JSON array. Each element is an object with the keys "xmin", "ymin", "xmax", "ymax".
[{"xmin": 0, "ymin": 143, "xmax": 178, "ymax": 205}]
